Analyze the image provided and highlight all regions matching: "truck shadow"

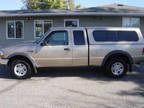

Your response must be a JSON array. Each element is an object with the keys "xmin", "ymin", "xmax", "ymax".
[
  {"xmin": 0, "ymin": 64, "xmax": 144, "ymax": 97},
  {"xmin": 36, "ymin": 67, "xmax": 105, "ymax": 79},
  {"xmin": 0, "ymin": 65, "xmax": 144, "ymax": 82},
  {"xmin": 0, "ymin": 66, "xmax": 13, "ymax": 79},
  {"xmin": 35, "ymin": 65, "xmax": 144, "ymax": 97}
]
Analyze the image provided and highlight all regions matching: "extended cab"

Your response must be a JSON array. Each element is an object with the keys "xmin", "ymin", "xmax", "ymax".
[{"xmin": 0, "ymin": 27, "xmax": 144, "ymax": 79}]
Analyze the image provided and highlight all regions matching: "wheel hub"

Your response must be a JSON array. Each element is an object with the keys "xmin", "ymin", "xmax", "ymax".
[
  {"xmin": 14, "ymin": 63, "xmax": 27, "ymax": 77},
  {"xmin": 111, "ymin": 62, "xmax": 124, "ymax": 76}
]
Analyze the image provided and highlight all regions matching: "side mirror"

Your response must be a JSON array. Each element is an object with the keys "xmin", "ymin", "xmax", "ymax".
[{"xmin": 40, "ymin": 41, "xmax": 47, "ymax": 46}]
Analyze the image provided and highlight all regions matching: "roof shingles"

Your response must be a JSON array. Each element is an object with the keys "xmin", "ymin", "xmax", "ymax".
[{"xmin": 0, "ymin": 4, "xmax": 144, "ymax": 17}]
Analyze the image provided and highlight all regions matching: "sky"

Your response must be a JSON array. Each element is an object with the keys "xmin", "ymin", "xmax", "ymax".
[{"xmin": 0, "ymin": 0, "xmax": 144, "ymax": 10}]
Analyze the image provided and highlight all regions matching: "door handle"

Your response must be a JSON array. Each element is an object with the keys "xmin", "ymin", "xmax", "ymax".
[{"xmin": 64, "ymin": 48, "xmax": 70, "ymax": 51}]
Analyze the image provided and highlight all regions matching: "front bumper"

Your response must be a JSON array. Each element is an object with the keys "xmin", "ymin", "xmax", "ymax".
[{"xmin": 0, "ymin": 58, "xmax": 8, "ymax": 65}]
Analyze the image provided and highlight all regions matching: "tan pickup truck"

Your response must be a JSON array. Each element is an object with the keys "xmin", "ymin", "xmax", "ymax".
[{"xmin": 0, "ymin": 27, "xmax": 144, "ymax": 79}]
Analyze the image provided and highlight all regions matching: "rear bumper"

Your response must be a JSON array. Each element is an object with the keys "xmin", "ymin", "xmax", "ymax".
[{"xmin": 0, "ymin": 58, "xmax": 8, "ymax": 65}]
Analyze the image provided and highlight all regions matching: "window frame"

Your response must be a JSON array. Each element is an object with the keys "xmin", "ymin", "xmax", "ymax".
[
  {"xmin": 64, "ymin": 19, "xmax": 79, "ymax": 27},
  {"xmin": 122, "ymin": 17, "xmax": 140, "ymax": 28},
  {"xmin": 73, "ymin": 30, "xmax": 86, "ymax": 45},
  {"xmin": 117, "ymin": 31, "xmax": 139, "ymax": 42},
  {"xmin": 92, "ymin": 30, "xmax": 139, "ymax": 43},
  {"xmin": 6, "ymin": 20, "xmax": 24, "ymax": 39},
  {"xmin": 34, "ymin": 20, "xmax": 53, "ymax": 39},
  {"xmin": 44, "ymin": 30, "xmax": 69, "ymax": 46},
  {"xmin": 92, "ymin": 30, "xmax": 117, "ymax": 42}
]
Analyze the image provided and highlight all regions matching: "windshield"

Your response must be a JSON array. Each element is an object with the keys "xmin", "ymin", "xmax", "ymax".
[{"xmin": 35, "ymin": 30, "xmax": 50, "ymax": 44}]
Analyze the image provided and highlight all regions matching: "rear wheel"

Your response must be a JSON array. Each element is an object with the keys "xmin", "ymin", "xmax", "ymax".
[
  {"xmin": 11, "ymin": 59, "xmax": 32, "ymax": 79},
  {"xmin": 106, "ymin": 58, "xmax": 128, "ymax": 78}
]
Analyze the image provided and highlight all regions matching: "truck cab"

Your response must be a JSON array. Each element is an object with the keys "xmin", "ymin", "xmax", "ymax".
[{"xmin": 34, "ymin": 27, "xmax": 89, "ymax": 67}]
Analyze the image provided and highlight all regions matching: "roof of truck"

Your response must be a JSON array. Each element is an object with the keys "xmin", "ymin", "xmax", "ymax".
[{"xmin": 50, "ymin": 27, "xmax": 141, "ymax": 30}]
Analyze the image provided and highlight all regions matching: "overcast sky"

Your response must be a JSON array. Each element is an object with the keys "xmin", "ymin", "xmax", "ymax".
[{"xmin": 0, "ymin": 0, "xmax": 144, "ymax": 10}]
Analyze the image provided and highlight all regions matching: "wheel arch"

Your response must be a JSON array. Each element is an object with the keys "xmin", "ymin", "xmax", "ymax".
[
  {"xmin": 102, "ymin": 50, "xmax": 134, "ymax": 71},
  {"xmin": 7, "ymin": 53, "xmax": 38, "ymax": 73}
]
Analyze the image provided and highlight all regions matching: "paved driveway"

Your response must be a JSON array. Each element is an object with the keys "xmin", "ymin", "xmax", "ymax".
[{"xmin": 0, "ymin": 64, "xmax": 144, "ymax": 108}]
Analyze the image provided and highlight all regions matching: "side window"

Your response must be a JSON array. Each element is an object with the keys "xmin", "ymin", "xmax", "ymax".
[
  {"xmin": 73, "ymin": 31, "xmax": 85, "ymax": 45},
  {"xmin": 117, "ymin": 31, "xmax": 139, "ymax": 41},
  {"xmin": 93, "ymin": 30, "xmax": 117, "ymax": 42},
  {"xmin": 45, "ymin": 31, "xmax": 68, "ymax": 45}
]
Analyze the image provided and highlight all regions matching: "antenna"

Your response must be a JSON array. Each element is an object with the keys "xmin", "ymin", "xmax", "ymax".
[{"xmin": 65, "ymin": 0, "xmax": 70, "ymax": 9}]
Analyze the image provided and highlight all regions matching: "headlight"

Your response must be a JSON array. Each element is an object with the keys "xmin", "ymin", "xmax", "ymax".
[{"xmin": 0, "ymin": 51, "xmax": 4, "ymax": 59}]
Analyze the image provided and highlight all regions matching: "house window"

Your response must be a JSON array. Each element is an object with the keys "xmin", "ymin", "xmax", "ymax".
[
  {"xmin": 7, "ymin": 21, "xmax": 24, "ymax": 39},
  {"xmin": 64, "ymin": 19, "xmax": 79, "ymax": 27},
  {"xmin": 34, "ymin": 20, "xmax": 53, "ymax": 38},
  {"xmin": 122, "ymin": 17, "xmax": 140, "ymax": 28}
]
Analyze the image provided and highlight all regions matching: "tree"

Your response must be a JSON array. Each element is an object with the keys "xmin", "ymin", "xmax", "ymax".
[{"xmin": 22, "ymin": 0, "xmax": 80, "ymax": 9}]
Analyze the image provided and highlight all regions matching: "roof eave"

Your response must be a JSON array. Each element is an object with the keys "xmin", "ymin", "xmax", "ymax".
[{"xmin": 0, "ymin": 12, "xmax": 144, "ymax": 17}]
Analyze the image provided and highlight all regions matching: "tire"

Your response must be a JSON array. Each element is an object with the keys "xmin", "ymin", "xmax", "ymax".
[
  {"xmin": 106, "ymin": 58, "xmax": 128, "ymax": 78},
  {"xmin": 11, "ymin": 59, "xmax": 32, "ymax": 79}
]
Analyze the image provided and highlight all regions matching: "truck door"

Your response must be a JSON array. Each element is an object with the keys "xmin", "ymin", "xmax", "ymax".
[
  {"xmin": 71, "ymin": 29, "xmax": 89, "ymax": 66},
  {"xmin": 35, "ymin": 29, "xmax": 73, "ymax": 67}
]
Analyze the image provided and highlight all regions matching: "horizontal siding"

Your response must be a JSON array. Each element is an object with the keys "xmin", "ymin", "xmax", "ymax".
[
  {"xmin": 0, "ymin": 20, "xmax": 34, "ymax": 47},
  {"xmin": 0, "ymin": 16, "xmax": 143, "ymax": 47},
  {"xmin": 24, "ymin": 20, "xmax": 34, "ymax": 40},
  {"xmin": 79, "ymin": 16, "xmax": 122, "ymax": 27}
]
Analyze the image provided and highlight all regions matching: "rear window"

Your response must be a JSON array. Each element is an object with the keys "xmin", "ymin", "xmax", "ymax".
[
  {"xmin": 93, "ymin": 30, "xmax": 117, "ymax": 42},
  {"xmin": 73, "ymin": 31, "xmax": 86, "ymax": 45},
  {"xmin": 93, "ymin": 30, "xmax": 139, "ymax": 42},
  {"xmin": 117, "ymin": 31, "xmax": 139, "ymax": 41}
]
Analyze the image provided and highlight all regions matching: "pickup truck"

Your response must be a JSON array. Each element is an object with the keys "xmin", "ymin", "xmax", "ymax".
[{"xmin": 0, "ymin": 27, "xmax": 144, "ymax": 79}]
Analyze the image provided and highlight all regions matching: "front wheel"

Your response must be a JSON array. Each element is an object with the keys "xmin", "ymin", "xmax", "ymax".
[
  {"xmin": 106, "ymin": 58, "xmax": 128, "ymax": 78},
  {"xmin": 11, "ymin": 59, "xmax": 32, "ymax": 79}
]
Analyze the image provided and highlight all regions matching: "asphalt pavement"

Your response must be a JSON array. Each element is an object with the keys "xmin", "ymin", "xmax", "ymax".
[{"xmin": 0, "ymin": 64, "xmax": 144, "ymax": 108}]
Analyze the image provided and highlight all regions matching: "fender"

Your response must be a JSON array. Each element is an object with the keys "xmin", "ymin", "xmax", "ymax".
[
  {"xmin": 7, "ymin": 52, "xmax": 38, "ymax": 73},
  {"xmin": 102, "ymin": 50, "xmax": 134, "ymax": 66}
]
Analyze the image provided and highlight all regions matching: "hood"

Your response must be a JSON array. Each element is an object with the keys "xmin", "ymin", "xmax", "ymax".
[
  {"xmin": 1, "ymin": 41, "xmax": 37, "ymax": 57},
  {"xmin": 0, "ymin": 40, "xmax": 35, "ymax": 49}
]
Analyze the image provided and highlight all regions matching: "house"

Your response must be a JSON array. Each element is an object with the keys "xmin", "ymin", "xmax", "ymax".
[{"xmin": 0, "ymin": 4, "xmax": 144, "ymax": 46}]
